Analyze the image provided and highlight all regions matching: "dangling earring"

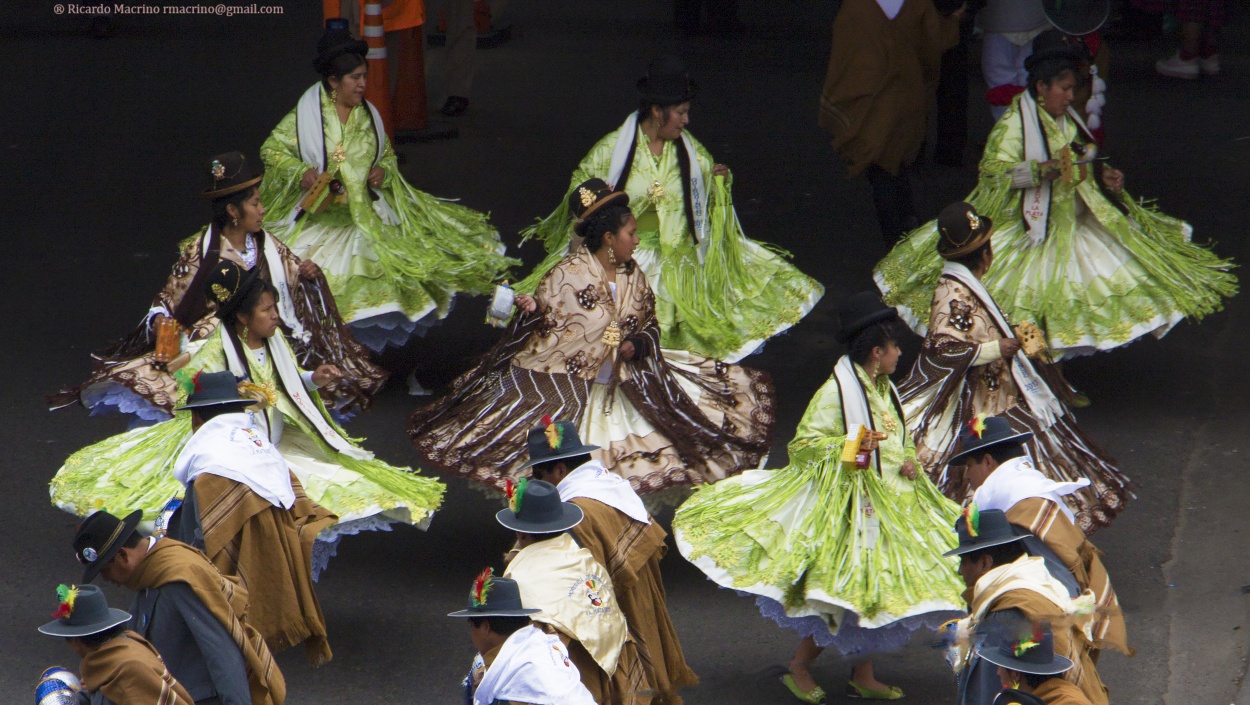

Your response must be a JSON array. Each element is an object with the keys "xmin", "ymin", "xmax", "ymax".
[
  {"xmin": 241, "ymin": 324, "xmax": 250, "ymax": 340},
  {"xmin": 607, "ymin": 248, "xmax": 617, "ymax": 265},
  {"xmin": 232, "ymin": 216, "xmax": 239, "ymax": 227},
  {"xmin": 1037, "ymin": 93, "xmax": 1046, "ymax": 108},
  {"xmin": 330, "ymin": 88, "xmax": 338, "ymax": 104}
]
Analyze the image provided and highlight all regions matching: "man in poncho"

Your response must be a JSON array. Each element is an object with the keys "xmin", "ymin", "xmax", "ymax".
[
  {"xmin": 525, "ymin": 418, "xmax": 698, "ymax": 703},
  {"xmin": 170, "ymin": 370, "xmax": 337, "ymax": 664}
]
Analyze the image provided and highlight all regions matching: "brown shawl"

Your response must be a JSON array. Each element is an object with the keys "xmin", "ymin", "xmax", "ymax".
[
  {"xmin": 571, "ymin": 498, "xmax": 698, "ymax": 702},
  {"xmin": 80, "ymin": 631, "xmax": 194, "ymax": 705},
  {"xmin": 409, "ymin": 246, "xmax": 772, "ymax": 493},
  {"xmin": 1007, "ymin": 497, "xmax": 1131, "ymax": 656},
  {"xmin": 125, "ymin": 539, "xmax": 286, "ymax": 705},
  {"xmin": 899, "ymin": 275, "xmax": 1131, "ymax": 532},
  {"xmin": 194, "ymin": 473, "xmax": 337, "ymax": 665}
]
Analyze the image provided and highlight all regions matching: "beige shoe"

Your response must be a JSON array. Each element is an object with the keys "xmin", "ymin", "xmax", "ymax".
[{"xmin": 1155, "ymin": 51, "xmax": 1199, "ymax": 79}]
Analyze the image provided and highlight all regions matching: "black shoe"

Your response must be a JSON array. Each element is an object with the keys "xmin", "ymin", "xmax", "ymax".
[{"xmin": 441, "ymin": 96, "xmax": 470, "ymax": 117}]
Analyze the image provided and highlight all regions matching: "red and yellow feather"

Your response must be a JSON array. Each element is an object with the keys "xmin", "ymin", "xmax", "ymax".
[{"xmin": 471, "ymin": 568, "xmax": 494, "ymax": 608}]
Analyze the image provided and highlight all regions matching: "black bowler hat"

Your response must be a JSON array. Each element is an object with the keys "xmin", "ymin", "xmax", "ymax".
[
  {"xmin": 37, "ymin": 584, "xmax": 131, "ymax": 638},
  {"xmin": 496, "ymin": 479, "xmax": 584, "ymax": 534},
  {"xmin": 73, "ymin": 510, "xmax": 144, "ymax": 583},
  {"xmin": 937, "ymin": 202, "xmax": 995, "ymax": 259},
  {"xmin": 836, "ymin": 291, "xmax": 900, "ymax": 344},
  {"xmin": 569, "ymin": 178, "xmax": 630, "ymax": 223},
  {"xmin": 637, "ymin": 55, "xmax": 698, "ymax": 105},
  {"xmin": 945, "ymin": 506, "xmax": 1026, "ymax": 557},
  {"xmin": 448, "ymin": 568, "xmax": 542, "ymax": 618},
  {"xmin": 174, "ymin": 371, "xmax": 252, "ymax": 413},
  {"xmin": 202, "ymin": 151, "xmax": 263, "ymax": 200},
  {"xmin": 980, "ymin": 618, "xmax": 1074, "ymax": 676},
  {"xmin": 1041, "ymin": 0, "xmax": 1109, "ymax": 37},
  {"xmin": 1025, "ymin": 30, "xmax": 1086, "ymax": 72},
  {"xmin": 947, "ymin": 414, "xmax": 1033, "ymax": 466},
  {"xmin": 518, "ymin": 416, "xmax": 600, "ymax": 471},
  {"xmin": 205, "ymin": 259, "xmax": 263, "ymax": 321},
  {"xmin": 314, "ymin": 25, "xmax": 368, "ymax": 77}
]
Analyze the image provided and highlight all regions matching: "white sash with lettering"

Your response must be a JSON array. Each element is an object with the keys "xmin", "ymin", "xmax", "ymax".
[
  {"xmin": 942, "ymin": 262, "xmax": 1063, "ymax": 428},
  {"xmin": 222, "ymin": 330, "xmax": 372, "ymax": 460},
  {"xmin": 605, "ymin": 112, "xmax": 709, "ymax": 261},
  {"xmin": 1018, "ymin": 91, "xmax": 1096, "ymax": 245},
  {"xmin": 289, "ymin": 83, "xmax": 398, "ymax": 226}
]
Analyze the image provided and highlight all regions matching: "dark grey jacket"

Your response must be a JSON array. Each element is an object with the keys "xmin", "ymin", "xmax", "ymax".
[{"xmin": 128, "ymin": 582, "xmax": 250, "ymax": 705}]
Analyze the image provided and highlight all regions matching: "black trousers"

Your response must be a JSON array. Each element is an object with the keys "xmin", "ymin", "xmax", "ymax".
[
  {"xmin": 864, "ymin": 164, "xmax": 917, "ymax": 246},
  {"xmin": 674, "ymin": 0, "xmax": 740, "ymax": 32},
  {"xmin": 933, "ymin": 14, "xmax": 979, "ymax": 165}
]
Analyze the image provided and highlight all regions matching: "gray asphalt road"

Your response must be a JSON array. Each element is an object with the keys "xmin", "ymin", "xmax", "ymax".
[{"xmin": 4, "ymin": 1, "xmax": 1248, "ymax": 703}]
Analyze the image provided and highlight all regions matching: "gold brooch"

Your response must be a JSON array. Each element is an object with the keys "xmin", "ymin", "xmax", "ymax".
[
  {"xmin": 578, "ymin": 187, "xmax": 596, "ymax": 208},
  {"xmin": 966, "ymin": 210, "xmax": 982, "ymax": 232},
  {"xmin": 210, "ymin": 283, "xmax": 231, "ymax": 302},
  {"xmin": 211, "ymin": 160, "xmax": 225, "ymax": 180}
]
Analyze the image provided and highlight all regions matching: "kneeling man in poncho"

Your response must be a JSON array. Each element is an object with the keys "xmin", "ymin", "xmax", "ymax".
[
  {"xmin": 499, "ymin": 479, "xmax": 648, "ymax": 704},
  {"xmin": 450, "ymin": 570, "xmax": 596, "ymax": 705},
  {"xmin": 170, "ymin": 370, "xmax": 337, "ymax": 664}
]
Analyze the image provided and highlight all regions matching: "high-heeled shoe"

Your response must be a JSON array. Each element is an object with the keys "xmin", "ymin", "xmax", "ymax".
[{"xmin": 780, "ymin": 674, "xmax": 827, "ymax": 704}]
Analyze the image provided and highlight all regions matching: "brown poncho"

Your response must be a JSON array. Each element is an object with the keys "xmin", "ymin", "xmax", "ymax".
[
  {"xmin": 80, "ymin": 631, "xmax": 194, "ymax": 705},
  {"xmin": 570, "ymin": 497, "xmax": 698, "ymax": 703},
  {"xmin": 192, "ymin": 472, "xmax": 337, "ymax": 664},
  {"xmin": 126, "ymin": 539, "xmax": 286, "ymax": 705},
  {"xmin": 818, "ymin": 0, "xmax": 959, "ymax": 174}
]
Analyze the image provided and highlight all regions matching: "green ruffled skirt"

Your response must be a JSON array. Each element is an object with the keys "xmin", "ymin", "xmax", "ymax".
[
  {"xmin": 50, "ymin": 414, "xmax": 445, "ymax": 531},
  {"xmin": 875, "ymin": 191, "xmax": 1236, "ymax": 358},
  {"xmin": 674, "ymin": 440, "xmax": 965, "ymax": 649}
]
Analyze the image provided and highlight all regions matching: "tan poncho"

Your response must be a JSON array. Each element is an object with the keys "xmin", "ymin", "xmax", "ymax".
[
  {"xmin": 80, "ymin": 631, "xmax": 194, "ymax": 705},
  {"xmin": 964, "ymin": 557, "xmax": 1108, "ymax": 705},
  {"xmin": 126, "ymin": 539, "xmax": 286, "ymax": 705},
  {"xmin": 818, "ymin": 0, "xmax": 959, "ymax": 174},
  {"xmin": 193, "ymin": 472, "xmax": 337, "ymax": 664}
]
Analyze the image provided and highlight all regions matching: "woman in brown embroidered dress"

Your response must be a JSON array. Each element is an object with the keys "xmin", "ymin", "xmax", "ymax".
[
  {"xmin": 409, "ymin": 179, "xmax": 775, "ymax": 493},
  {"xmin": 50, "ymin": 151, "xmax": 386, "ymax": 424},
  {"xmin": 899, "ymin": 202, "xmax": 1131, "ymax": 532}
]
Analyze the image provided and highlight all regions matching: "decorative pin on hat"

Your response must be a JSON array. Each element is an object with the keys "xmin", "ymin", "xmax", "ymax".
[
  {"xmin": 73, "ymin": 510, "xmax": 144, "ymax": 583},
  {"xmin": 202, "ymin": 151, "xmax": 263, "ymax": 200},
  {"xmin": 567, "ymin": 178, "xmax": 629, "ymax": 224},
  {"xmin": 936, "ymin": 202, "xmax": 995, "ymax": 259}
]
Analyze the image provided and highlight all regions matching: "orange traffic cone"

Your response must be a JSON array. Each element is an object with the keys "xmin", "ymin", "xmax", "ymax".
[{"xmin": 362, "ymin": 2, "xmax": 393, "ymax": 137}]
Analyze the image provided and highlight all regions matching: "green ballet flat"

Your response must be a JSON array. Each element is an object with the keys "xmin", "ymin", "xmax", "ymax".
[
  {"xmin": 846, "ymin": 681, "xmax": 905, "ymax": 700},
  {"xmin": 780, "ymin": 674, "xmax": 827, "ymax": 704}
]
